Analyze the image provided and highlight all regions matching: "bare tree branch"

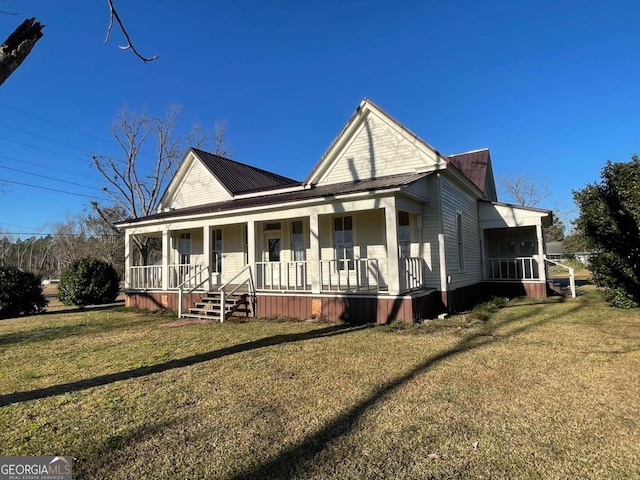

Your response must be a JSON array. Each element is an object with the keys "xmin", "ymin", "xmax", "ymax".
[
  {"xmin": 92, "ymin": 108, "xmax": 228, "ymax": 264},
  {"xmin": 499, "ymin": 173, "xmax": 551, "ymax": 207},
  {"xmin": 105, "ymin": 0, "xmax": 158, "ymax": 63}
]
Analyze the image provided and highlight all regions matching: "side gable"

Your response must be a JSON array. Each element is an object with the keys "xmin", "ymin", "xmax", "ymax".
[
  {"xmin": 305, "ymin": 99, "xmax": 447, "ymax": 187},
  {"xmin": 158, "ymin": 148, "xmax": 301, "ymax": 212},
  {"xmin": 158, "ymin": 150, "xmax": 233, "ymax": 212},
  {"xmin": 193, "ymin": 148, "xmax": 299, "ymax": 195},
  {"xmin": 448, "ymin": 149, "xmax": 498, "ymax": 202}
]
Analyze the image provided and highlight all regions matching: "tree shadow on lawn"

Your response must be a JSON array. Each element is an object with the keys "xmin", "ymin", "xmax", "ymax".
[
  {"xmin": 0, "ymin": 306, "xmax": 147, "ymax": 347},
  {"xmin": 225, "ymin": 301, "xmax": 587, "ymax": 480},
  {"xmin": 0, "ymin": 323, "xmax": 371, "ymax": 407}
]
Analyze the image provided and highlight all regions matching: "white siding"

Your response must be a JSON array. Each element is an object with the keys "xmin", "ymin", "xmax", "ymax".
[
  {"xmin": 170, "ymin": 160, "xmax": 232, "ymax": 209},
  {"xmin": 419, "ymin": 177, "xmax": 441, "ymax": 287},
  {"xmin": 318, "ymin": 115, "xmax": 440, "ymax": 185},
  {"xmin": 221, "ymin": 224, "xmax": 244, "ymax": 282},
  {"xmin": 441, "ymin": 177, "xmax": 482, "ymax": 289}
]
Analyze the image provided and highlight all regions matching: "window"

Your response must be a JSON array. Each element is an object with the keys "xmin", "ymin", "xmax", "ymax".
[
  {"xmin": 179, "ymin": 233, "xmax": 191, "ymax": 265},
  {"xmin": 265, "ymin": 222, "xmax": 281, "ymax": 231},
  {"xmin": 291, "ymin": 220, "xmax": 305, "ymax": 261},
  {"xmin": 456, "ymin": 213, "xmax": 464, "ymax": 271},
  {"xmin": 520, "ymin": 241, "xmax": 535, "ymax": 255},
  {"xmin": 500, "ymin": 242, "xmax": 516, "ymax": 255},
  {"xmin": 268, "ymin": 237, "xmax": 281, "ymax": 262},
  {"xmin": 334, "ymin": 216, "xmax": 354, "ymax": 270},
  {"xmin": 212, "ymin": 229, "xmax": 222, "ymax": 274},
  {"xmin": 398, "ymin": 211, "xmax": 411, "ymax": 258}
]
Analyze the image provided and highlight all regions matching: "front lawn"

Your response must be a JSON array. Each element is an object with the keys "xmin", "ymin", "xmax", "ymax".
[{"xmin": 1, "ymin": 287, "xmax": 639, "ymax": 479}]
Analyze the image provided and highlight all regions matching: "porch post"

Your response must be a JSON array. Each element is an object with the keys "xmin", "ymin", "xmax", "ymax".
[
  {"xmin": 124, "ymin": 231, "xmax": 132, "ymax": 289},
  {"xmin": 384, "ymin": 199, "xmax": 401, "ymax": 295},
  {"xmin": 536, "ymin": 223, "xmax": 546, "ymax": 283},
  {"xmin": 203, "ymin": 226, "xmax": 211, "ymax": 291},
  {"xmin": 162, "ymin": 229, "xmax": 170, "ymax": 290},
  {"xmin": 309, "ymin": 213, "xmax": 320, "ymax": 294},
  {"xmin": 247, "ymin": 219, "xmax": 256, "ymax": 267}
]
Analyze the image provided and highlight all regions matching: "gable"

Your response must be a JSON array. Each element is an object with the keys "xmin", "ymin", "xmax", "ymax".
[
  {"xmin": 307, "ymin": 100, "xmax": 446, "ymax": 186},
  {"xmin": 169, "ymin": 157, "xmax": 233, "ymax": 209},
  {"xmin": 159, "ymin": 150, "xmax": 233, "ymax": 211},
  {"xmin": 193, "ymin": 148, "xmax": 299, "ymax": 195},
  {"xmin": 448, "ymin": 149, "xmax": 497, "ymax": 201}
]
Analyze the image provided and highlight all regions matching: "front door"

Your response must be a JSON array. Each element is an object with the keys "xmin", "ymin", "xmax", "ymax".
[
  {"xmin": 211, "ymin": 229, "xmax": 223, "ymax": 285},
  {"xmin": 263, "ymin": 232, "xmax": 281, "ymax": 288}
]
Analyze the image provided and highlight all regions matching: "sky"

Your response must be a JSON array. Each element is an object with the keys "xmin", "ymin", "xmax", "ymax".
[{"xmin": 2, "ymin": 0, "xmax": 640, "ymax": 236}]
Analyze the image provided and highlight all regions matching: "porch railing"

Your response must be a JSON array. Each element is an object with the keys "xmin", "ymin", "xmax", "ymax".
[
  {"xmin": 486, "ymin": 257, "xmax": 540, "ymax": 280},
  {"xmin": 170, "ymin": 264, "xmax": 207, "ymax": 289},
  {"xmin": 320, "ymin": 258, "xmax": 387, "ymax": 292},
  {"xmin": 130, "ymin": 265, "xmax": 162, "ymax": 290},
  {"xmin": 219, "ymin": 265, "xmax": 256, "ymax": 322},
  {"xmin": 256, "ymin": 261, "xmax": 310, "ymax": 291},
  {"xmin": 400, "ymin": 257, "xmax": 423, "ymax": 292},
  {"xmin": 177, "ymin": 265, "xmax": 210, "ymax": 318},
  {"xmin": 545, "ymin": 258, "xmax": 576, "ymax": 298}
]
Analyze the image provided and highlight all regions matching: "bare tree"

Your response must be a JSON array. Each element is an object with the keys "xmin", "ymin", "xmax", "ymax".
[
  {"xmin": 499, "ymin": 173, "xmax": 551, "ymax": 207},
  {"xmin": 92, "ymin": 108, "xmax": 228, "ymax": 265}
]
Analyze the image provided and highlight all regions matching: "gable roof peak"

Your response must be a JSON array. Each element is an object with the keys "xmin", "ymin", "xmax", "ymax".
[{"xmin": 190, "ymin": 147, "xmax": 300, "ymax": 196}]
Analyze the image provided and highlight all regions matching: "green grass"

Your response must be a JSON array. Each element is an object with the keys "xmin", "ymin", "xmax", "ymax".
[{"xmin": 1, "ymin": 287, "xmax": 639, "ymax": 479}]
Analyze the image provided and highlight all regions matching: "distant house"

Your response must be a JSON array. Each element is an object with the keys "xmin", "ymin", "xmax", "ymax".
[
  {"xmin": 118, "ymin": 99, "xmax": 553, "ymax": 323},
  {"xmin": 546, "ymin": 242, "xmax": 564, "ymax": 261}
]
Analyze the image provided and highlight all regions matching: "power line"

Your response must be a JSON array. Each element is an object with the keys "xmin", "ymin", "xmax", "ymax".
[
  {"xmin": 0, "ymin": 165, "xmax": 104, "ymax": 192},
  {"xmin": 0, "ymin": 153, "xmax": 100, "ymax": 181},
  {"xmin": 0, "ymin": 178, "xmax": 111, "ymax": 201},
  {"xmin": 0, "ymin": 137, "xmax": 91, "ymax": 163},
  {"xmin": 0, "ymin": 232, "xmax": 121, "ymax": 237},
  {"xmin": 0, "ymin": 222, "xmax": 42, "ymax": 230},
  {"xmin": 0, "ymin": 103, "xmax": 116, "ymax": 147},
  {"xmin": 0, "ymin": 122, "xmax": 98, "ymax": 156}
]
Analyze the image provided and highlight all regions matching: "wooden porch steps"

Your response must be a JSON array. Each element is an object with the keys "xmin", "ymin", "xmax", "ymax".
[
  {"xmin": 547, "ymin": 279, "xmax": 571, "ymax": 297},
  {"xmin": 181, "ymin": 291, "xmax": 253, "ymax": 321}
]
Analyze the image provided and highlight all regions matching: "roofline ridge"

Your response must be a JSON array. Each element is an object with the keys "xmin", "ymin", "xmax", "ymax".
[
  {"xmin": 448, "ymin": 147, "xmax": 490, "ymax": 156},
  {"xmin": 190, "ymin": 146, "xmax": 299, "ymax": 183}
]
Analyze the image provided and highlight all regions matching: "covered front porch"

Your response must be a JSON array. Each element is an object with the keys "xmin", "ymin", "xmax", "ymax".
[{"xmin": 123, "ymin": 196, "xmax": 434, "ymax": 321}]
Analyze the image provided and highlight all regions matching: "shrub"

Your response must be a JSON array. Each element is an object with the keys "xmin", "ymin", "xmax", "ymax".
[
  {"xmin": 0, "ymin": 266, "xmax": 47, "ymax": 319},
  {"xmin": 58, "ymin": 258, "xmax": 120, "ymax": 306},
  {"xmin": 573, "ymin": 156, "xmax": 640, "ymax": 308}
]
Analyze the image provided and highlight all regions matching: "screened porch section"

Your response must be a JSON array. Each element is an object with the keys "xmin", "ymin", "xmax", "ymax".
[{"xmin": 483, "ymin": 227, "xmax": 543, "ymax": 281}]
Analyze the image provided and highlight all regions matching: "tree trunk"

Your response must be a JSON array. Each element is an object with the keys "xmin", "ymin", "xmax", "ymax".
[{"xmin": 0, "ymin": 18, "xmax": 44, "ymax": 87}]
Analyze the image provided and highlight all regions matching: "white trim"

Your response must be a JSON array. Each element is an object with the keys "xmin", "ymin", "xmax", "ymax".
[
  {"xmin": 304, "ymin": 99, "xmax": 446, "ymax": 186},
  {"xmin": 118, "ymin": 190, "xmax": 403, "ymax": 231},
  {"xmin": 448, "ymin": 147, "xmax": 490, "ymax": 157}
]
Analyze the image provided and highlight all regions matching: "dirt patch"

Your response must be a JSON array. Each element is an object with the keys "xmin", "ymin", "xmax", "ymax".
[{"xmin": 163, "ymin": 318, "xmax": 212, "ymax": 327}]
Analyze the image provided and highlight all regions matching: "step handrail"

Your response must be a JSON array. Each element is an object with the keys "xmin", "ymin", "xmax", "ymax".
[
  {"xmin": 177, "ymin": 265, "xmax": 210, "ymax": 318},
  {"xmin": 544, "ymin": 257, "xmax": 576, "ymax": 298},
  {"xmin": 218, "ymin": 265, "xmax": 255, "ymax": 322}
]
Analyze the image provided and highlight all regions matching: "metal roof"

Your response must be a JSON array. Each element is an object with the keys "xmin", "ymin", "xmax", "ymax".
[
  {"xmin": 448, "ymin": 149, "xmax": 490, "ymax": 193},
  {"xmin": 192, "ymin": 148, "xmax": 300, "ymax": 195},
  {"xmin": 121, "ymin": 171, "xmax": 430, "ymax": 225}
]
